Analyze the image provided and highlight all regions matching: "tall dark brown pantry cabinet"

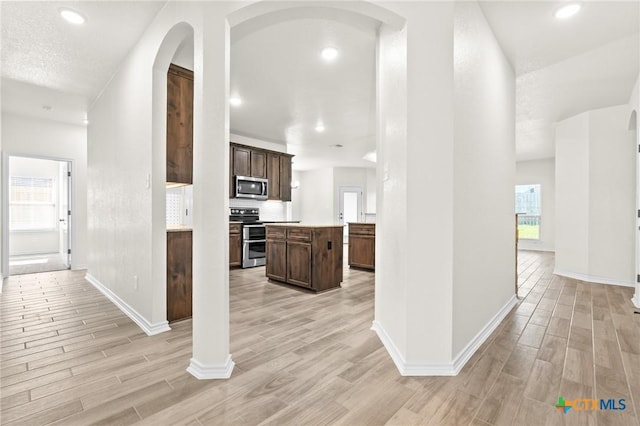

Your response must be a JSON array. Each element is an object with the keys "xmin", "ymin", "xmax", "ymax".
[{"xmin": 166, "ymin": 64, "xmax": 193, "ymax": 184}]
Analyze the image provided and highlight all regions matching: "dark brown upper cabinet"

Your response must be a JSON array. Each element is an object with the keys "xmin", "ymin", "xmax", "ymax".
[
  {"xmin": 267, "ymin": 153, "xmax": 281, "ymax": 200},
  {"xmin": 166, "ymin": 64, "xmax": 193, "ymax": 184},
  {"xmin": 230, "ymin": 142, "xmax": 293, "ymax": 201},
  {"xmin": 279, "ymin": 154, "xmax": 292, "ymax": 202}
]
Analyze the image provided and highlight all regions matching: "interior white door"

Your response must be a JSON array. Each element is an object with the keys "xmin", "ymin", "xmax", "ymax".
[
  {"xmin": 59, "ymin": 162, "xmax": 71, "ymax": 268},
  {"xmin": 339, "ymin": 186, "xmax": 363, "ymax": 240}
]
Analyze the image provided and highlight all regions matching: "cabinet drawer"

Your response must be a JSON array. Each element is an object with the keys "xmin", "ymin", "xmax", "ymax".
[
  {"xmin": 266, "ymin": 226, "xmax": 286, "ymax": 240},
  {"xmin": 287, "ymin": 228, "xmax": 311, "ymax": 242},
  {"xmin": 229, "ymin": 223, "xmax": 241, "ymax": 234},
  {"xmin": 349, "ymin": 224, "xmax": 375, "ymax": 236}
]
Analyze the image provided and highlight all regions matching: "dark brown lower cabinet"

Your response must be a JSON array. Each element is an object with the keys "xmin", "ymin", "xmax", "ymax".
[
  {"xmin": 167, "ymin": 230, "xmax": 192, "ymax": 322},
  {"xmin": 266, "ymin": 225, "xmax": 343, "ymax": 292},
  {"xmin": 286, "ymin": 241, "xmax": 312, "ymax": 288},
  {"xmin": 229, "ymin": 222, "xmax": 242, "ymax": 267},
  {"xmin": 348, "ymin": 223, "xmax": 375, "ymax": 270}
]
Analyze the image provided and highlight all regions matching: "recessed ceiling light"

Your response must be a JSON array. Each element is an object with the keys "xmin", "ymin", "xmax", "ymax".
[
  {"xmin": 82, "ymin": 118, "xmax": 89, "ymax": 125},
  {"xmin": 321, "ymin": 47, "xmax": 338, "ymax": 61},
  {"xmin": 230, "ymin": 97, "xmax": 242, "ymax": 107},
  {"xmin": 554, "ymin": 2, "xmax": 581, "ymax": 19},
  {"xmin": 59, "ymin": 7, "xmax": 86, "ymax": 25},
  {"xmin": 315, "ymin": 124, "xmax": 326, "ymax": 132}
]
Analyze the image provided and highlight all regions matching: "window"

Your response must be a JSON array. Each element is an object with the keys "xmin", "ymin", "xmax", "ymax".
[
  {"xmin": 10, "ymin": 176, "xmax": 56, "ymax": 231},
  {"xmin": 515, "ymin": 184, "xmax": 541, "ymax": 240}
]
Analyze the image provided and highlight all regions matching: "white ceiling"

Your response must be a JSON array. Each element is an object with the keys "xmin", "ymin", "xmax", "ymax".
[
  {"xmin": 479, "ymin": 1, "xmax": 640, "ymax": 161},
  {"xmin": 230, "ymin": 11, "xmax": 379, "ymax": 170},
  {"xmin": 1, "ymin": 0, "xmax": 166, "ymax": 125},
  {"xmin": 1, "ymin": 1, "xmax": 639, "ymax": 166}
]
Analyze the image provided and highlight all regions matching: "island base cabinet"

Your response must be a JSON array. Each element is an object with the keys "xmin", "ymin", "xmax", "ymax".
[
  {"xmin": 167, "ymin": 231, "xmax": 192, "ymax": 322},
  {"xmin": 265, "ymin": 225, "xmax": 343, "ymax": 292}
]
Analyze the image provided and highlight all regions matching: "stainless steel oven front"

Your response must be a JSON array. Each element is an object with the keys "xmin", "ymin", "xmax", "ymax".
[{"xmin": 242, "ymin": 224, "xmax": 266, "ymax": 268}]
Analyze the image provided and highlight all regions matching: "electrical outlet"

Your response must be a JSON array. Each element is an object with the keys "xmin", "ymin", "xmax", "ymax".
[{"xmin": 133, "ymin": 275, "xmax": 138, "ymax": 291}]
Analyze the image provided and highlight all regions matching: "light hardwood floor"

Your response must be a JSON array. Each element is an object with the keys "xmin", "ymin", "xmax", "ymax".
[{"xmin": 1, "ymin": 251, "xmax": 639, "ymax": 425}]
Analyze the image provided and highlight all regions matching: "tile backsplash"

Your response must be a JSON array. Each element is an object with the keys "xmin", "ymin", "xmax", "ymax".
[{"xmin": 229, "ymin": 198, "xmax": 289, "ymax": 221}]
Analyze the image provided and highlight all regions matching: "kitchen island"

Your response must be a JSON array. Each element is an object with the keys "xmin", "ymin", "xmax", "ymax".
[{"xmin": 265, "ymin": 224, "xmax": 343, "ymax": 292}]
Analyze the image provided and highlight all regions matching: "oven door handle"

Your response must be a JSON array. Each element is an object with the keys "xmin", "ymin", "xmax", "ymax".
[
  {"xmin": 245, "ymin": 239, "xmax": 266, "ymax": 243},
  {"xmin": 243, "ymin": 224, "xmax": 264, "ymax": 228}
]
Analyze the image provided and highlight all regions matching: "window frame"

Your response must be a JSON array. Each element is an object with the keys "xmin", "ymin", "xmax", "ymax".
[
  {"xmin": 9, "ymin": 175, "xmax": 58, "ymax": 232},
  {"xmin": 515, "ymin": 184, "xmax": 541, "ymax": 241}
]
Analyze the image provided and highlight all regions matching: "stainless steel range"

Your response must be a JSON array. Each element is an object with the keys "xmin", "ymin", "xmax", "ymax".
[{"xmin": 229, "ymin": 208, "xmax": 265, "ymax": 268}]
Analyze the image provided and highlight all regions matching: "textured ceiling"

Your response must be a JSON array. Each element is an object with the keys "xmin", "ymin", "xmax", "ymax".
[
  {"xmin": 480, "ymin": 1, "xmax": 640, "ymax": 161},
  {"xmin": 1, "ymin": 0, "xmax": 165, "ymax": 124},
  {"xmin": 1, "ymin": 1, "xmax": 639, "ymax": 166}
]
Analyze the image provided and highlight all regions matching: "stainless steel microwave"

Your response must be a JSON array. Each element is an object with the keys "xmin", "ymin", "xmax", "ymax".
[{"xmin": 235, "ymin": 176, "xmax": 268, "ymax": 200}]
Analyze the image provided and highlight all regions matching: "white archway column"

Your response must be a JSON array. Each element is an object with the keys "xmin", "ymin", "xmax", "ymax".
[
  {"xmin": 373, "ymin": 1, "xmax": 457, "ymax": 374},
  {"xmin": 187, "ymin": 3, "xmax": 235, "ymax": 379}
]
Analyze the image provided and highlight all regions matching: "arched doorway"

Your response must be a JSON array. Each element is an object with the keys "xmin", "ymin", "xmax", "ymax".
[
  {"xmin": 186, "ymin": 1, "xmax": 408, "ymax": 379},
  {"xmin": 150, "ymin": 22, "xmax": 194, "ymax": 332}
]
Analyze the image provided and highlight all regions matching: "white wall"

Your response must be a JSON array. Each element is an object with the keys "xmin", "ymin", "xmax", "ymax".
[
  {"xmin": 555, "ymin": 112, "xmax": 590, "ymax": 276},
  {"xmin": 588, "ymin": 105, "xmax": 635, "ymax": 283},
  {"xmin": 452, "ymin": 1, "xmax": 516, "ymax": 357},
  {"xmin": 366, "ymin": 167, "xmax": 376, "ymax": 214},
  {"xmin": 1, "ymin": 112, "xmax": 87, "ymax": 270},
  {"xmin": 9, "ymin": 157, "xmax": 60, "ymax": 255},
  {"xmin": 292, "ymin": 166, "xmax": 374, "ymax": 225},
  {"xmin": 630, "ymin": 73, "xmax": 640, "ymax": 307},
  {"xmin": 516, "ymin": 159, "xmax": 555, "ymax": 251},
  {"xmin": 292, "ymin": 168, "xmax": 334, "ymax": 224},
  {"xmin": 555, "ymin": 105, "xmax": 635, "ymax": 286}
]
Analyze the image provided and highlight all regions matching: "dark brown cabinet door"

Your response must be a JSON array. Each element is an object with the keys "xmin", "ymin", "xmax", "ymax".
[
  {"xmin": 251, "ymin": 150, "xmax": 267, "ymax": 178},
  {"xmin": 287, "ymin": 241, "xmax": 312, "ymax": 288},
  {"xmin": 267, "ymin": 153, "xmax": 281, "ymax": 200},
  {"xmin": 167, "ymin": 231, "xmax": 192, "ymax": 322},
  {"xmin": 349, "ymin": 235, "xmax": 375, "ymax": 269},
  {"xmin": 266, "ymin": 239, "xmax": 287, "ymax": 282},
  {"xmin": 348, "ymin": 224, "xmax": 374, "ymax": 270},
  {"xmin": 166, "ymin": 64, "xmax": 193, "ymax": 184},
  {"xmin": 280, "ymin": 155, "xmax": 292, "ymax": 201},
  {"xmin": 233, "ymin": 146, "xmax": 251, "ymax": 177},
  {"xmin": 229, "ymin": 223, "xmax": 242, "ymax": 267}
]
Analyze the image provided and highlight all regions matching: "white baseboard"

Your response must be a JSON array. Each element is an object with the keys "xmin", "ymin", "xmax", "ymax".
[
  {"xmin": 517, "ymin": 247, "xmax": 555, "ymax": 253},
  {"xmin": 187, "ymin": 356, "xmax": 235, "ymax": 379},
  {"xmin": 451, "ymin": 295, "xmax": 518, "ymax": 373},
  {"xmin": 85, "ymin": 273, "xmax": 171, "ymax": 336},
  {"xmin": 553, "ymin": 269, "xmax": 635, "ymax": 288},
  {"xmin": 371, "ymin": 294, "xmax": 517, "ymax": 376}
]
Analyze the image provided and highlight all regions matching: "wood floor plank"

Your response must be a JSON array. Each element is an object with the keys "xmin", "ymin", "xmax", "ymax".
[{"xmin": 1, "ymin": 251, "xmax": 638, "ymax": 425}]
